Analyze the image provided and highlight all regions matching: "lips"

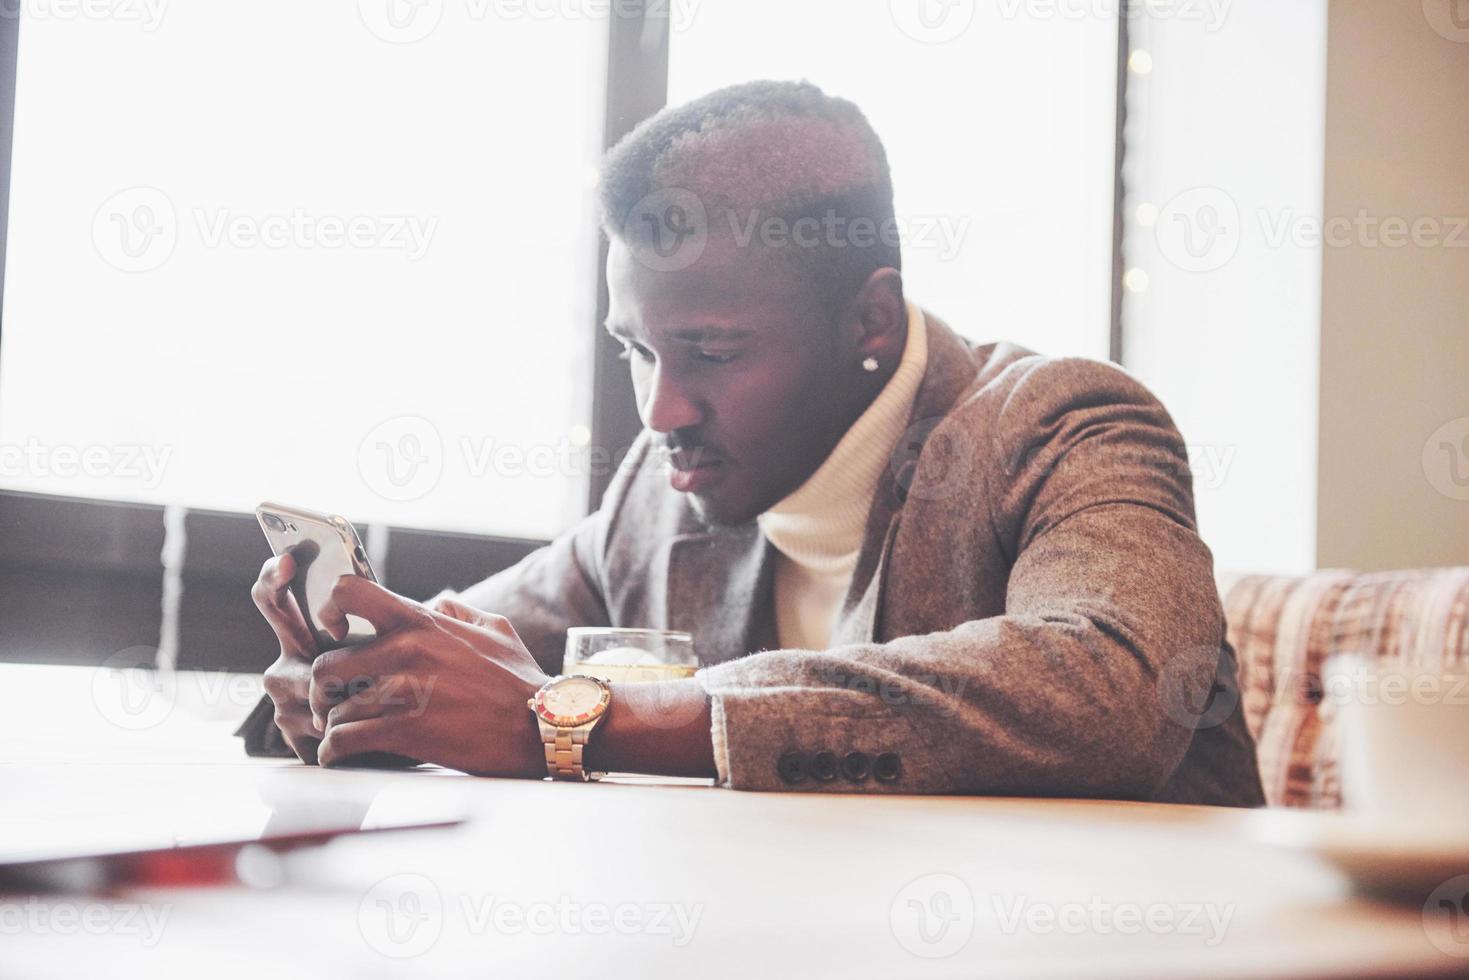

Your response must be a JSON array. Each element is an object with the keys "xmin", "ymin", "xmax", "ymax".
[{"xmin": 664, "ymin": 447, "xmax": 727, "ymax": 494}]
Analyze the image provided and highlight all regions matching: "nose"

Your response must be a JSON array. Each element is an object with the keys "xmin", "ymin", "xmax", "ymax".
[{"xmin": 639, "ymin": 364, "xmax": 705, "ymax": 434}]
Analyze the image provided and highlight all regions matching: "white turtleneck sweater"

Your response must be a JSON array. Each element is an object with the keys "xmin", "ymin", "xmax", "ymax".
[{"xmin": 757, "ymin": 302, "xmax": 930, "ymax": 650}]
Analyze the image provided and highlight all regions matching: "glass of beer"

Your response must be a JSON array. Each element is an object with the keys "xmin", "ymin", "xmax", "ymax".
[{"xmin": 563, "ymin": 627, "xmax": 698, "ymax": 683}]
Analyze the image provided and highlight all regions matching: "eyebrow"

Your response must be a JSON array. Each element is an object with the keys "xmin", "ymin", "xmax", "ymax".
[
  {"xmin": 668, "ymin": 326, "xmax": 756, "ymax": 343},
  {"xmin": 603, "ymin": 321, "xmax": 756, "ymax": 343}
]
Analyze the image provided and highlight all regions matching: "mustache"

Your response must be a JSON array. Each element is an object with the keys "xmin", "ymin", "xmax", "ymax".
[{"xmin": 652, "ymin": 437, "xmax": 727, "ymax": 468}]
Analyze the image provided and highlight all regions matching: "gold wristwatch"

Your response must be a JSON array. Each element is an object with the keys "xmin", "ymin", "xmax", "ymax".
[{"xmin": 527, "ymin": 675, "xmax": 612, "ymax": 781}]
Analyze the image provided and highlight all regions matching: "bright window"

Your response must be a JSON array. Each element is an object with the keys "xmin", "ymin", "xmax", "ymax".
[
  {"xmin": 667, "ymin": 0, "xmax": 1119, "ymax": 360},
  {"xmin": 0, "ymin": 3, "xmax": 606, "ymax": 538},
  {"xmin": 1121, "ymin": 2, "xmax": 1327, "ymax": 575}
]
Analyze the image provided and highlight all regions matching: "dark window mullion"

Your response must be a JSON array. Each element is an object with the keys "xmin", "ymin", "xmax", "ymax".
[
  {"xmin": 587, "ymin": 2, "xmax": 670, "ymax": 511},
  {"xmin": 1109, "ymin": 7, "xmax": 1132, "ymax": 365},
  {"xmin": 0, "ymin": 7, "xmax": 16, "ymax": 364}
]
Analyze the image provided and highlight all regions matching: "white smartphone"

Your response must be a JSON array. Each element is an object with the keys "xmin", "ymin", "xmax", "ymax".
[{"xmin": 255, "ymin": 502, "xmax": 378, "ymax": 652}]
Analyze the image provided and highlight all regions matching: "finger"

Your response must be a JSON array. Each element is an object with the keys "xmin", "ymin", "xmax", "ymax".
[
  {"xmin": 262, "ymin": 657, "xmax": 312, "ymax": 708},
  {"xmin": 309, "ymin": 635, "xmax": 418, "ymax": 729},
  {"xmin": 318, "ymin": 718, "xmax": 403, "ymax": 768},
  {"xmin": 318, "ymin": 575, "xmax": 427, "ymax": 641},
  {"xmin": 423, "ymin": 591, "xmax": 460, "ymax": 615},
  {"xmin": 263, "ymin": 551, "xmax": 297, "ymax": 591},
  {"xmin": 429, "ymin": 601, "xmax": 525, "ymax": 652},
  {"xmin": 251, "ymin": 554, "xmax": 317, "ymax": 659},
  {"xmin": 273, "ymin": 706, "xmax": 321, "ymax": 765},
  {"xmin": 431, "ymin": 595, "xmax": 497, "ymax": 628},
  {"xmin": 324, "ymin": 675, "xmax": 415, "ymax": 728}
]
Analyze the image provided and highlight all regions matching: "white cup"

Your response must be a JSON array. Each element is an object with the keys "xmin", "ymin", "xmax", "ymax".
[{"xmin": 1325, "ymin": 655, "xmax": 1469, "ymax": 833}]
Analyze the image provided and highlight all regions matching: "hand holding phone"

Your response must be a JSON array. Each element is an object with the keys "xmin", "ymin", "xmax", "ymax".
[
  {"xmin": 256, "ymin": 502, "xmax": 378, "ymax": 652},
  {"xmin": 251, "ymin": 503, "xmax": 416, "ymax": 769}
]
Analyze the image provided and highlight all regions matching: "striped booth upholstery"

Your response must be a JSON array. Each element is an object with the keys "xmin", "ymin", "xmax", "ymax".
[{"xmin": 1219, "ymin": 567, "xmax": 1469, "ymax": 809}]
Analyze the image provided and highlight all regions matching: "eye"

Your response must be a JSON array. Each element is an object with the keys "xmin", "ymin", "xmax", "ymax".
[
  {"xmin": 696, "ymin": 350, "xmax": 738, "ymax": 365},
  {"xmin": 616, "ymin": 341, "xmax": 653, "ymax": 363}
]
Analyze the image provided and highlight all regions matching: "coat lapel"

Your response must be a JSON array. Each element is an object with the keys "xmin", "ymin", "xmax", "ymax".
[
  {"xmin": 832, "ymin": 311, "xmax": 981, "ymax": 646},
  {"xmin": 830, "ymin": 509, "xmax": 902, "ymax": 646},
  {"xmin": 666, "ymin": 524, "xmax": 775, "ymax": 665}
]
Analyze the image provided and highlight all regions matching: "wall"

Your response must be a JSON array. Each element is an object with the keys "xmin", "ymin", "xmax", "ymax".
[{"xmin": 1316, "ymin": 0, "xmax": 1469, "ymax": 571}]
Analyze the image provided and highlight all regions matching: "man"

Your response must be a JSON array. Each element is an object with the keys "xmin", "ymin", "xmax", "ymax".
[{"xmin": 253, "ymin": 80, "xmax": 1264, "ymax": 804}]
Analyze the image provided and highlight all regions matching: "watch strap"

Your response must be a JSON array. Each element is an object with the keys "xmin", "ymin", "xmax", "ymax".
[{"xmin": 539, "ymin": 718, "xmax": 597, "ymax": 781}]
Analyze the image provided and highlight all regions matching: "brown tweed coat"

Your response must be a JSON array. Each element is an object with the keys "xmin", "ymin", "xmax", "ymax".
[{"xmin": 455, "ymin": 312, "xmax": 1266, "ymax": 805}]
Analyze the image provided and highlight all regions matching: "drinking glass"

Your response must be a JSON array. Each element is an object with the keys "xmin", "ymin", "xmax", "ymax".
[{"xmin": 562, "ymin": 628, "xmax": 698, "ymax": 683}]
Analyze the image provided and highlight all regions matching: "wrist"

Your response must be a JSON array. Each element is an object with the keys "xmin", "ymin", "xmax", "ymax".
[{"xmin": 581, "ymin": 678, "xmax": 716, "ymax": 778}]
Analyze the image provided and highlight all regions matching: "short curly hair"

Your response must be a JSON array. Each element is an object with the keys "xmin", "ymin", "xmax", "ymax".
[{"xmin": 598, "ymin": 80, "xmax": 901, "ymax": 306}]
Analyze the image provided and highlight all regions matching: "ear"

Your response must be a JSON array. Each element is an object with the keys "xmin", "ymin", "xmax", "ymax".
[{"xmin": 836, "ymin": 268, "xmax": 907, "ymax": 371}]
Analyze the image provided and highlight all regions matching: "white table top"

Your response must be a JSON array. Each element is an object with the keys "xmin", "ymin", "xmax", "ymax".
[{"xmin": 0, "ymin": 662, "xmax": 1462, "ymax": 979}]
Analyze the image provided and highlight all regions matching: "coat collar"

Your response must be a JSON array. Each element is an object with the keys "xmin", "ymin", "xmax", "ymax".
[
  {"xmin": 833, "ymin": 310, "xmax": 978, "ymax": 642},
  {"xmin": 666, "ymin": 310, "xmax": 980, "ymax": 655}
]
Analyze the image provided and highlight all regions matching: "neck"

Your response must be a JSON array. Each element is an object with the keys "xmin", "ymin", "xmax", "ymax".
[{"xmin": 757, "ymin": 303, "xmax": 929, "ymax": 568}]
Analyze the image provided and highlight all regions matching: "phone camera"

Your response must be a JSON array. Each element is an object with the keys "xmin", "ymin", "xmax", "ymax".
[{"xmin": 262, "ymin": 514, "xmax": 287, "ymax": 533}]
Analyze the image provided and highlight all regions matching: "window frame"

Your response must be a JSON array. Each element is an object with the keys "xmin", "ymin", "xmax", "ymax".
[{"xmin": 0, "ymin": 4, "xmax": 1128, "ymax": 670}]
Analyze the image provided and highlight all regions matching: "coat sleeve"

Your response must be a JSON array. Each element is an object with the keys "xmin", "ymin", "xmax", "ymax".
[
  {"xmin": 438, "ymin": 438, "xmax": 659, "ymax": 674},
  {"xmin": 696, "ymin": 357, "xmax": 1233, "ymax": 799},
  {"xmin": 441, "ymin": 511, "xmax": 612, "ymax": 675}
]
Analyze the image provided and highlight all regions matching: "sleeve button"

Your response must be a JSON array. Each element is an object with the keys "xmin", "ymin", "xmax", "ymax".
[
  {"xmin": 776, "ymin": 751, "xmax": 807, "ymax": 784},
  {"xmin": 809, "ymin": 751, "xmax": 838, "ymax": 781},
  {"xmin": 841, "ymin": 751, "xmax": 870, "ymax": 782},
  {"xmin": 873, "ymin": 752, "xmax": 902, "ymax": 783}
]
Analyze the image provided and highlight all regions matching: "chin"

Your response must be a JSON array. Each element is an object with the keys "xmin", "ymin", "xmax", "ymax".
[{"xmin": 687, "ymin": 489, "xmax": 762, "ymax": 529}]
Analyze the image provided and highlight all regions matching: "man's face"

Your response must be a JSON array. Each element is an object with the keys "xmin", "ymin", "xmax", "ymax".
[{"xmin": 605, "ymin": 235, "xmax": 860, "ymax": 526}]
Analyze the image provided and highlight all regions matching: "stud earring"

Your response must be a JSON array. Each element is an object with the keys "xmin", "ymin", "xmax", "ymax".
[{"xmin": 862, "ymin": 357, "xmax": 880, "ymax": 373}]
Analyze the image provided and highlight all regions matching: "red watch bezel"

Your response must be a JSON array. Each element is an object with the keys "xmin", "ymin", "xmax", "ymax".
[{"xmin": 530, "ymin": 674, "xmax": 611, "ymax": 728}]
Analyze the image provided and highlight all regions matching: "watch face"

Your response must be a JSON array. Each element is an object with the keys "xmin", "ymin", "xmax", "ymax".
[{"xmin": 534, "ymin": 675, "xmax": 609, "ymax": 727}]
